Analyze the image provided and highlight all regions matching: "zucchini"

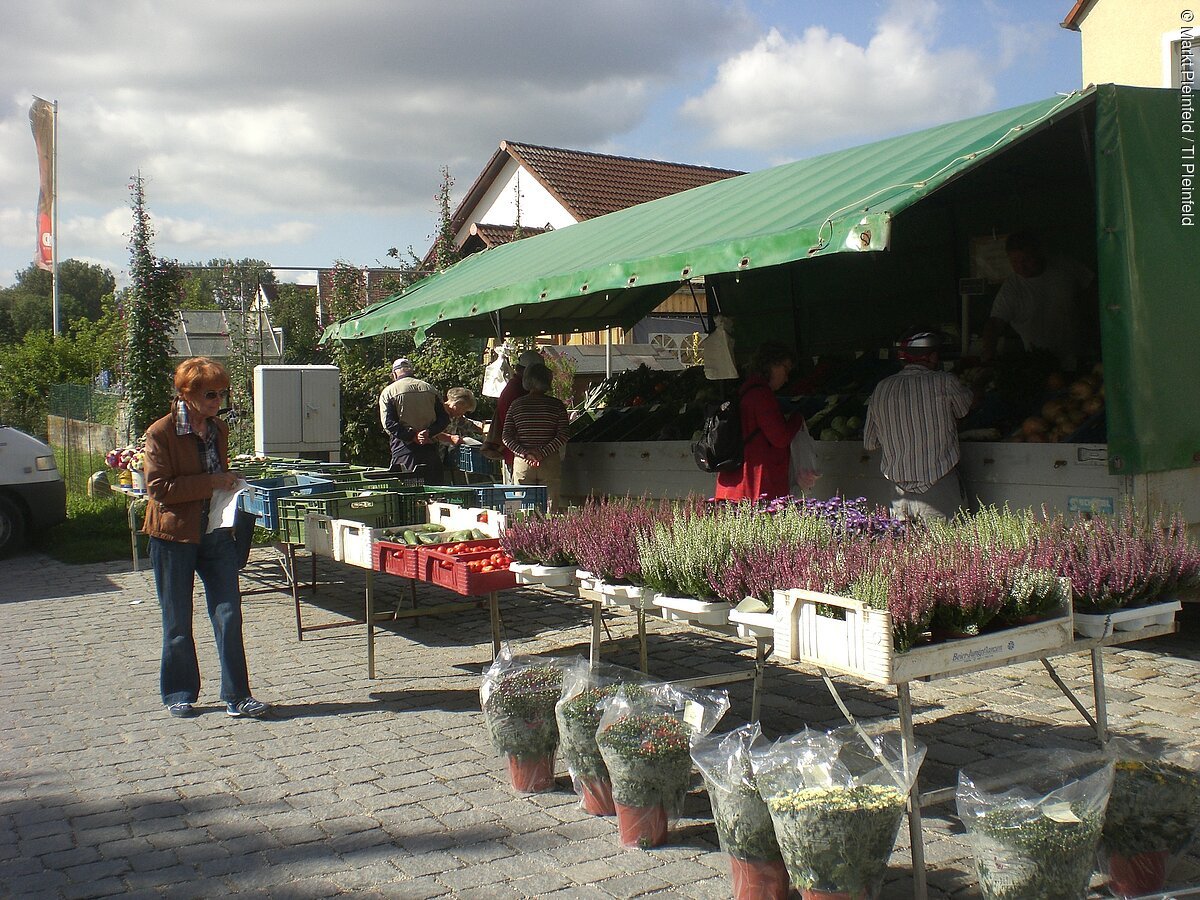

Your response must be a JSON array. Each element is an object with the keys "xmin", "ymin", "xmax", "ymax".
[
  {"xmin": 401, "ymin": 530, "xmax": 419, "ymax": 546},
  {"xmin": 416, "ymin": 532, "xmax": 443, "ymax": 545},
  {"xmin": 470, "ymin": 528, "xmax": 489, "ymax": 540}
]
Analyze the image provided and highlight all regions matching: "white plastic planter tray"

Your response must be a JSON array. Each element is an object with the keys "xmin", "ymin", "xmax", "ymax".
[
  {"xmin": 654, "ymin": 595, "xmax": 731, "ymax": 626},
  {"xmin": 1073, "ymin": 600, "xmax": 1181, "ymax": 638},
  {"xmin": 595, "ymin": 581, "xmax": 658, "ymax": 610},
  {"xmin": 729, "ymin": 609, "xmax": 775, "ymax": 639},
  {"xmin": 508, "ymin": 563, "xmax": 576, "ymax": 589},
  {"xmin": 773, "ymin": 586, "xmax": 1074, "ymax": 685},
  {"xmin": 575, "ymin": 570, "xmax": 598, "ymax": 592}
]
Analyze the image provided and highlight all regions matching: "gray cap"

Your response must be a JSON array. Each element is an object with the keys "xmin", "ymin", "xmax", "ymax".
[{"xmin": 516, "ymin": 349, "xmax": 542, "ymax": 368}]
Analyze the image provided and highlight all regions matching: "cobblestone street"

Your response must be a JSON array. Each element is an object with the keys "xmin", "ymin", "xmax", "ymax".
[{"xmin": 2, "ymin": 548, "xmax": 1198, "ymax": 898}]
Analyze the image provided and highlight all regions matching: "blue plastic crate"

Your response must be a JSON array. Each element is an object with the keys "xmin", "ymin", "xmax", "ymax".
[
  {"xmin": 239, "ymin": 473, "xmax": 336, "ymax": 531},
  {"xmin": 469, "ymin": 484, "xmax": 548, "ymax": 515},
  {"xmin": 453, "ymin": 444, "xmax": 500, "ymax": 476}
]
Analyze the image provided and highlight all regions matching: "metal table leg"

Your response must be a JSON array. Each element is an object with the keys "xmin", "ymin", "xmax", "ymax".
[
  {"xmin": 489, "ymin": 591, "xmax": 501, "ymax": 660},
  {"xmin": 750, "ymin": 637, "xmax": 770, "ymax": 723},
  {"xmin": 590, "ymin": 600, "xmax": 602, "ymax": 664},
  {"xmin": 637, "ymin": 608, "xmax": 648, "ymax": 673},
  {"xmin": 897, "ymin": 683, "xmax": 928, "ymax": 900},
  {"xmin": 1091, "ymin": 646, "xmax": 1109, "ymax": 745},
  {"xmin": 366, "ymin": 570, "xmax": 375, "ymax": 679},
  {"xmin": 127, "ymin": 498, "xmax": 140, "ymax": 572},
  {"xmin": 289, "ymin": 544, "xmax": 304, "ymax": 641}
]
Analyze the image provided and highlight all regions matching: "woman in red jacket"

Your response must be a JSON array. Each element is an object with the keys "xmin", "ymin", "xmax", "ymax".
[{"xmin": 714, "ymin": 342, "xmax": 805, "ymax": 502}]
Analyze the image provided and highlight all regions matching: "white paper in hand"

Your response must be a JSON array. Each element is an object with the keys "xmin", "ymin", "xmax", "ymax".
[{"xmin": 207, "ymin": 480, "xmax": 249, "ymax": 533}]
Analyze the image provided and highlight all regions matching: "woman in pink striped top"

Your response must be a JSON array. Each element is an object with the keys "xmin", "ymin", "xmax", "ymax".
[{"xmin": 502, "ymin": 363, "xmax": 570, "ymax": 509}]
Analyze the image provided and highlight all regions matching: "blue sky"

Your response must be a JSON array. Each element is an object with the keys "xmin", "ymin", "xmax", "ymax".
[{"xmin": 0, "ymin": 0, "xmax": 1083, "ymax": 289}]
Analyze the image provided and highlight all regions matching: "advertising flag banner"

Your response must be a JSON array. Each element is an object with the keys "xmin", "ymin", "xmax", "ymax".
[{"xmin": 29, "ymin": 97, "xmax": 54, "ymax": 271}]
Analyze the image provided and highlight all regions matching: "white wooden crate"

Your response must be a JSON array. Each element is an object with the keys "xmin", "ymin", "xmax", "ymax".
[{"xmin": 773, "ymin": 586, "xmax": 1074, "ymax": 684}]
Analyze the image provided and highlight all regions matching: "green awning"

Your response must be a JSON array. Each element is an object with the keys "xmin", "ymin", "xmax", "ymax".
[{"xmin": 324, "ymin": 89, "xmax": 1094, "ymax": 344}]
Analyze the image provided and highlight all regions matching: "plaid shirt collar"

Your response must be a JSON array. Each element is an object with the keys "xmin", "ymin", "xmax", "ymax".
[{"xmin": 173, "ymin": 400, "xmax": 222, "ymax": 473}]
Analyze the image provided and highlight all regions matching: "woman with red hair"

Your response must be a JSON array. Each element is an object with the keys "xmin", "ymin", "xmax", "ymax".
[{"xmin": 142, "ymin": 357, "xmax": 269, "ymax": 720}]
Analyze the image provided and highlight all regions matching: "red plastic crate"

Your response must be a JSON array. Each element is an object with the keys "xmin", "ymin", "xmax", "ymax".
[
  {"xmin": 414, "ymin": 537, "xmax": 501, "ymax": 583},
  {"xmin": 423, "ymin": 542, "xmax": 515, "ymax": 595},
  {"xmin": 374, "ymin": 540, "xmax": 420, "ymax": 579}
]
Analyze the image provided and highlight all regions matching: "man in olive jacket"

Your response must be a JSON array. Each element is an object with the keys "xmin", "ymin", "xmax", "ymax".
[{"xmin": 378, "ymin": 357, "xmax": 449, "ymax": 481}]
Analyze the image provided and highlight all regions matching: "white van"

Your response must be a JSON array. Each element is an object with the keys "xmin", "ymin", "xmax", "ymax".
[{"xmin": 0, "ymin": 425, "xmax": 67, "ymax": 556}]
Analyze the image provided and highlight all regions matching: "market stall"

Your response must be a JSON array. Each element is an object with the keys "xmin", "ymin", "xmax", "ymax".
[{"xmin": 324, "ymin": 85, "xmax": 1199, "ymax": 525}]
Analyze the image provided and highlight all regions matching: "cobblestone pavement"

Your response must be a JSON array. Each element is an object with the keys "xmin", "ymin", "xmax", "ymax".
[{"xmin": 2, "ymin": 547, "xmax": 1198, "ymax": 899}]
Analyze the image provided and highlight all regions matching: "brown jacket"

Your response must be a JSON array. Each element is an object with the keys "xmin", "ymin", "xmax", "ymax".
[{"xmin": 141, "ymin": 408, "xmax": 228, "ymax": 544}]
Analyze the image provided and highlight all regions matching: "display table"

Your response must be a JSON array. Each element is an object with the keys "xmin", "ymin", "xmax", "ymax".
[
  {"xmin": 110, "ymin": 482, "xmax": 146, "ymax": 571},
  {"xmin": 806, "ymin": 623, "xmax": 1177, "ymax": 900},
  {"xmin": 578, "ymin": 585, "xmax": 774, "ymax": 721}
]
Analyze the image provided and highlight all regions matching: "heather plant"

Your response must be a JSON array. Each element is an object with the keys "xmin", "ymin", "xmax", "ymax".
[
  {"xmin": 639, "ymin": 502, "xmax": 784, "ymax": 599},
  {"xmin": 1056, "ymin": 506, "xmax": 1200, "ymax": 612},
  {"xmin": 564, "ymin": 498, "xmax": 671, "ymax": 584},
  {"xmin": 500, "ymin": 513, "xmax": 575, "ymax": 567}
]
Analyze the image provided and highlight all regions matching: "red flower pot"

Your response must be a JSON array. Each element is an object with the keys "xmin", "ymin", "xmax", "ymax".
[
  {"xmin": 1107, "ymin": 849, "xmax": 1170, "ymax": 897},
  {"xmin": 614, "ymin": 801, "xmax": 668, "ymax": 849},
  {"xmin": 580, "ymin": 777, "xmax": 616, "ymax": 815},
  {"xmin": 505, "ymin": 754, "xmax": 555, "ymax": 793},
  {"xmin": 729, "ymin": 855, "xmax": 789, "ymax": 900}
]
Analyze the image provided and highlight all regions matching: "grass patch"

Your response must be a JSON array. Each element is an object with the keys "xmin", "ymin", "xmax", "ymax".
[{"xmin": 33, "ymin": 493, "xmax": 143, "ymax": 565}]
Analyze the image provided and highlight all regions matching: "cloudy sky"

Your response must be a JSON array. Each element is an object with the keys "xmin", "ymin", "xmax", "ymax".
[{"xmin": 0, "ymin": 0, "xmax": 1082, "ymax": 288}]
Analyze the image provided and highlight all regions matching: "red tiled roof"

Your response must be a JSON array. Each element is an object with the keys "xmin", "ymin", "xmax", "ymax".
[
  {"xmin": 1061, "ymin": 0, "xmax": 1096, "ymax": 30},
  {"xmin": 468, "ymin": 222, "xmax": 549, "ymax": 248},
  {"xmin": 450, "ymin": 141, "xmax": 744, "ymax": 238},
  {"xmin": 501, "ymin": 140, "xmax": 744, "ymax": 221}
]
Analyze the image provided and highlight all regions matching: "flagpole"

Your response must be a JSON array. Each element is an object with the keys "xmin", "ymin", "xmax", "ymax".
[{"xmin": 51, "ymin": 99, "xmax": 59, "ymax": 337}]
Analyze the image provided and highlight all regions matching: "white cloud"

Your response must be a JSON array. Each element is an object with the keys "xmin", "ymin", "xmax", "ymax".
[{"xmin": 681, "ymin": 0, "xmax": 996, "ymax": 154}]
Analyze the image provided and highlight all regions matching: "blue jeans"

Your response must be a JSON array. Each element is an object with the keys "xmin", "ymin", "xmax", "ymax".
[{"xmin": 150, "ymin": 529, "xmax": 251, "ymax": 706}]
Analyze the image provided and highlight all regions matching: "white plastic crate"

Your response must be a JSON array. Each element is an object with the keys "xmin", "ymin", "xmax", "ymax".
[
  {"xmin": 425, "ymin": 502, "xmax": 505, "ymax": 538},
  {"xmin": 304, "ymin": 514, "xmax": 338, "ymax": 559},
  {"xmin": 336, "ymin": 520, "xmax": 399, "ymax": 569},
  {"xmin": 773, "ymin": 586, "xmax": 1074, "ymax": 684}
]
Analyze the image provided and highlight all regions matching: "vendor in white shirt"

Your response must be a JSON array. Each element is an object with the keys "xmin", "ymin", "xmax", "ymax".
[{"xmin": 980, "ymin": 231, "xmax": 1097, "ymax": 370}]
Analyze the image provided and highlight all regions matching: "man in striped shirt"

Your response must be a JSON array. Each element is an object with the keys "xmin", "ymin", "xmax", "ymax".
[
  {"xmin": 502, "ymin": 363, "xmax": 570, "ymax": 510},
  {"xmin": 864, "ymin": 332, "xmax": 974, "ymax": 521}
]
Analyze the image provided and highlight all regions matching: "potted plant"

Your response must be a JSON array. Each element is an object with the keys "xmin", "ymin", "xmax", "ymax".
[
  {"xmin": 556, "ymin": 682, "xmax": 649, "ymax": 815},
  {"xmin": 564, "ymin": 498, "xmax": 668, "ymax": 607},
  {"xmin": 957, "ymin": 752, "xmax": 1114, "ymax": 900},
  {"xmin": 481, "ymin": 661, "xmax": 566, "ymax": 794},
  {"xmin": 597, "ymin": 711, "xmax": 693, "ymax": 849},
  {"xmin": 501, "ymin": 514, "xmax": 577, "ymax": 588},
  {"xmin": 1057, "ymin": 507, "xmax": 1200, "ymax": 635},
  {"xmin": 1101, "ymin": 757, "xmax": 1200, "ymax": 897},
  {"xmin": 693, "ymin": 725, "xmax": 789, "ymax": 900},
  {"xmin": 754, "ymin": 729, "xmax": 922, "ymax": 900}
]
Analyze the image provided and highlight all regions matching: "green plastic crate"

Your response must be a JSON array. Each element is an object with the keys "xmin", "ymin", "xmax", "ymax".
[
  {"xmin": 389, "ymin": 485, "xmax": 477, "ymax": 524},
  {"xmin": 276, "ymin": 490, "xmax": 403, "ymax": 546}
]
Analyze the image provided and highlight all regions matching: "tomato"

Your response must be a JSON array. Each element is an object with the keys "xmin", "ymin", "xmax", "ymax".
[{"xmin": 481, "ymin": 565, "xmax": 495, "ymax": 572}]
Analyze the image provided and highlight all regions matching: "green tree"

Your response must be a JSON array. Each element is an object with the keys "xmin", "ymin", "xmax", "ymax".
[
  {"xmin": 0, "ymin": 305, "xmax": 122, "ymax": 437},
  {"xmin": 124, "ymin": 174, "xmax": 182, "ymax": 435},
  {"xmin": 2, "ymin": 260, "xmax": 117, "ymax": 334},
  {"xmin": 269, "ymin": 283, "xmax": 319, "ymax": 364}
]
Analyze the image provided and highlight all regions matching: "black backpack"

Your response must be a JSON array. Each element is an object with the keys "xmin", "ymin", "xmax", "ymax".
[{"xmin": 692, "ymin": 389, "xmax": 752, "ymax": 473}]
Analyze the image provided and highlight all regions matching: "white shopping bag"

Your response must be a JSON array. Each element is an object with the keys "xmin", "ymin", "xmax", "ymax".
[
  {"xmin": 700, "ymin": 316, "xmax": 738, "ymax": 380},
  {"xmin": 482, "ymin": 346, "xmax": 512, "ymax": 399},
  {"xmin": 789, "ymin": 424, "xmax": 819, "ymax": 495}
]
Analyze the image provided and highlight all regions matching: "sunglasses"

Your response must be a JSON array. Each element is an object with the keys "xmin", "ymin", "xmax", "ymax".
[{"xmin": 201, "ymin": 389, "xmax": 230, "ymax": 401}]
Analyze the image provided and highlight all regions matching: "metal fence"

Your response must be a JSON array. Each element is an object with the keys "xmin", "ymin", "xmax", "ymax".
[{"xmin": 47, "ymin": 383, "xmax": 127, "ymax": 496}]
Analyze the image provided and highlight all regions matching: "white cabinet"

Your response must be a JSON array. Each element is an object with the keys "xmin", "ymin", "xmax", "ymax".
[{"xmin": 253, "ymin": 365, "xmax": 341, "ymax": 459}]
